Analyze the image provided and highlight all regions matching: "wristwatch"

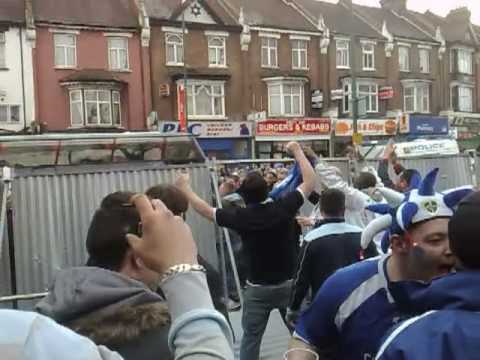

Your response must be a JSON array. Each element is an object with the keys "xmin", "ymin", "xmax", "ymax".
[{"xmin": 160, "ymin": 263, "xmax": 206, "ymax": 284}]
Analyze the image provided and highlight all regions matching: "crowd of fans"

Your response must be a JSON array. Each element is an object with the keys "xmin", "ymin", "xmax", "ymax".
[{"xmin": 1, "ymin": 141, "xmax": 480, "ymax": 360}]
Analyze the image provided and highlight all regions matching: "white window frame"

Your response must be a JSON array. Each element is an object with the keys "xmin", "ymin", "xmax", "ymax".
[
  {"xmin": 336, "ymin": 39, "xmax": 350, "ymax": 69},
  {"xmin": 261, "ymin": 37, "xmax": 279, "ymax": 68},
  {"xmin": 182, "ymin": 80, "xmax": 226, "ymax": 119},
  {"xmin": 165, "ymin": 33, "xmax": 184, "ymax": 66},
  {"xmin": 207, "ymin": 36, "xmax": 226, "ymax": 68},
  {"xmin": 419, "ymin": 48, "xmax": 430, "ymax": 73},
  {"xmin": 362, "ymin": 42, "xmax": 375, "ymax": 71},
  {"xmin": 358, "ymin": 82, "xmax": 379, "ymax": 113},
  {"xmin": 108, "ymin": 37, "xmax": 129, "ymax": 71},
  {"xmin": 291, "ymin": 39, "xmax": 308, "ymax": 70},
  {"xmin": 342, "ymin": 80, "xmax": 378, "ymax": 114},
  {"xmin": 0, "ymin": 104, "xmax": 21, "ymax": 123},
  {"xmin": 403, "ymin": 83, "xmax": 430, "ymax": 114},
  {"xmin": 266, "ymin": 79, "xmax": 305, "ymax": 117},
  {"xmin": 54, "ymin": 33, "xmax": 77, "ymax": 68},
  {"xmin": 458, "ymin": 86, "xmax": 473, "ymax": 112},
  {"xmin": 0, "ymin": 32, "xmax": 6, "ymax": 68},
  {"xmin": 399, "ymin": 46, "xmax": 410, "ymax": 72},
  {"xmin": 69, "ymin": 88, "xmax": 122, "ymax": 127},
  {"xmin": 457, "ymin": 49, "xmax": 473, "ymax": 75}
]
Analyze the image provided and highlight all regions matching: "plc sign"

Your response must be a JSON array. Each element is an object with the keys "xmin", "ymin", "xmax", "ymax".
[{"xmin": 159, "ymin": 121, "xmax": 252, "ymax": 138}]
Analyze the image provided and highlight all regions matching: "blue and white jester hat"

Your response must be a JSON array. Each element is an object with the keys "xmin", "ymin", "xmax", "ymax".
[{"xmin": 361, "ymin": 168, "xmax": 473, "ymax": 252}]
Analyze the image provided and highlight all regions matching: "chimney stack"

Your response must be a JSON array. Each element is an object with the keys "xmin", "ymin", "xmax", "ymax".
[
  {"xmin": 446, "ymin": 7, "xmax": 471, "ymax": 24},
  {"xmin": 380, "ymin": 0, "xmax": 407, "ymax": 13}
]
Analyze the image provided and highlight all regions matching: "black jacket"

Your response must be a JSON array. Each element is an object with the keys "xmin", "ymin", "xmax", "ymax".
[{"xmin": 289, "ymin": 219, "xmax": 378, "ymax": 311}]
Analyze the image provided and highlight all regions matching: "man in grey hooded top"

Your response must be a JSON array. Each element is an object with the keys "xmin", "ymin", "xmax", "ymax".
[{"xmin": 36, "ymin": 191, "xmax": 171, "ymax": 360}]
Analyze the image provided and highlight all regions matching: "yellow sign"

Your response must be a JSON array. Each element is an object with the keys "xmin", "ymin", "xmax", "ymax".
[{"xmin": 352, "ymin": 132, "xmax": 363, "ymax": 145}]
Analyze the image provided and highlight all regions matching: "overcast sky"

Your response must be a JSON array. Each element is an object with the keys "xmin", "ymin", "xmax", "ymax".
[{"xmin": 322, "ymin": 0, "xmax": 480, "ymax": 25}]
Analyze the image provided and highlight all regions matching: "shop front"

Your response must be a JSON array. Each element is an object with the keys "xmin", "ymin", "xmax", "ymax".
[
  {"xmin": 159, "ymin": 121, "xmax": 253, "ymax": 159},
  {"xmin": 441, "ymin": 111, "xmax": 480, "ymax": 150},
  {"xmin": 333, "ymin": 118, "xmax": 398, "ymax": 155},
  {"xmin": 399, "ymin": 114, "xmax": 449, "ymax": 138},
  {"xmin": 255, "ymin": 118, "xmax": 331, "ymax": 158}
]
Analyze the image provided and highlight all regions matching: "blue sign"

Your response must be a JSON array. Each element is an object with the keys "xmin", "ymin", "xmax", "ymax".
[{"xmin": 409, "ymin": 115, "xmax": 449, "ymax": 135}]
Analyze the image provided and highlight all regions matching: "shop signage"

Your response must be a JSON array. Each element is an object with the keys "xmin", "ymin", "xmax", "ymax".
[
  {"xmin": 335, "ymin": 119, "xmax": 397, "ymax": 136},
  {"xmin": 400, "ymin": 115, "xmax": 449, "ymax": 135},
  {"xmin": 256, "ymin": 118, "xmax": 331, "ymax": 136},
  {"xmin": 159, "ymin": 121, "xmax": 252, "ymax": 138},
  {"xmin": 331, "ymin": 89, "xmax": 344, "ymax": 101},
  {"xmin": 379, "ymin": 86, "xmax": 394, "ymax": 100},
  {"xmin": 311, "ymin": 89, "xmax": 323, "ymax": 109},
  {"xmin": 395, "ymin": 139, "xmax": 459, "ymax": 157}
]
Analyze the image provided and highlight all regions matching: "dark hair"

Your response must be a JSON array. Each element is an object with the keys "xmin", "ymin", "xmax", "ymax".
[
  {"xmin": 400, "ymin": 169, "xmax": 419, "ymax": 186},
  {"xmin": 354, "ymin": 172, "xmax": 377, "ymax": 190},
  {"xmin": 86, "ymin": 191, "xmax": 139, "ymax": 271},
  {"xmin": 238, "ymin": 172, "xmax": 269, "ymax": 204},
  {"xmin": 449, "ymin": 191, "xmax": 480, "ymax": 270},
  {"xmin": 146, "ymin": 184, "xmax": 188, "ymax": 216},
  {"xmin": 320, "ymin": 188, "xmax": 346, "ymax": 218}
]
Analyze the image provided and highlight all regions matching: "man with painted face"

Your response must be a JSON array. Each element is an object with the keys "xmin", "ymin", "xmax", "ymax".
[
  {"xmin": 375, "ymin": 191, "xmax": 480, "ymax": 360},
  {"xmin": 286, "ymin": 168, "xmax": 472, "ymax": 360}
]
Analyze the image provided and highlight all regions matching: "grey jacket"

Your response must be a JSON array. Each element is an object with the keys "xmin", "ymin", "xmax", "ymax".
[
  {"xmin": 1, "ymin": 271, "xmax": 233, "ymax": 360},
  {"xmin": 36, "ymin": 267, "xmax": 172, "ymax": 360}
]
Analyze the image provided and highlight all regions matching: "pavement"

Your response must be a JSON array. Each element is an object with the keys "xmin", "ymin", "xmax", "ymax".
[{"xmin": 229, "ymin": 308, "xmax": 291, "ymax": 360}]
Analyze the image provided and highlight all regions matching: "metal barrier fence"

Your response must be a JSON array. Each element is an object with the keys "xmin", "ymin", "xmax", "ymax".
[
  {"xmin": 7, "ymin": 162, "xmax": 218, "ymax": 298},
  {"xmin": 0, "ymin": 153, "xmax": 476, "ymax": 305}
]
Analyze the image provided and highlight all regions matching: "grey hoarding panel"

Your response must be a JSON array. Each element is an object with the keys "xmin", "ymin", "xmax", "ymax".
[
  {"xmin": 10, "ymin": 163, "xmax": 217, "ymax": 295},
  {"xmin": 366, "ymin": 155, "xmax": 474, "ymax": 191}
]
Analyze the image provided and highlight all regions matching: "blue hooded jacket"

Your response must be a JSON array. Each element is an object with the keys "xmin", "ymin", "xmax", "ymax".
[{"xmin": 376, "ymin": 271, "xmax": 480, "ymax": 360}]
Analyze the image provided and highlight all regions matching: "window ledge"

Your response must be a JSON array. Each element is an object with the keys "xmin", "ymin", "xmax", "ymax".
[
  {"xmin": 363, "ymin": 68, "xmax": 376, "ymax": 72},
  {"xmin": 55, "ymin": 66, "xmax": 78, "ymax": 70},
  {"xmin": 400, "ymin": 70, "xmax": 411, "ymax": 73},
  {"xmin": 292, "ymin": 67, "xmax": 309, "ymax": 71},
  {"xmin": 188, "ymin": 116, "xmax": 228, "ymax": 120},
  {"xmin": 110, "ymin": 69, "xmax": 132, "ymax": 73},
  {"xmin": 269, "ymin": 114, "xmax": 305, "ymax": 118},
  {"xmin": 262, "ymin": 66, "xmax": 280, "ymax": 69},
  {"xmin": 337, "ymin": 66, "xmax": 351, "ymax": 70},
  {"xmin": 208, "ymin": 65, "xmax": 228, "ymax": 69},
  {"xmin": 166, "ymin": 63, "xmax": 185, "ymax": 67}
]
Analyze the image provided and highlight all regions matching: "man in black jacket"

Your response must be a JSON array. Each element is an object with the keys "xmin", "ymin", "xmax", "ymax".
[
  {"xmin": 175, "ymin": 141, "xmax": 316, "ymax": 360},
  {"xmin": 286, "ymin": 188, "xmax": 378, "ymax": 327}
]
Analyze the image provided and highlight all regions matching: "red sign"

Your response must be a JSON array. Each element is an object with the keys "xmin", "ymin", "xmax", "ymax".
[
  {"xmin": 177, "ymin": 84, "xmax": 187, "ymax": 132},
  {"xmin": 379, "ymin": 86, "xmax": 394, "ymax": 100},
  {"xmin": 256, "ymin": 118, "xmax": 331, "ymax": 136}
]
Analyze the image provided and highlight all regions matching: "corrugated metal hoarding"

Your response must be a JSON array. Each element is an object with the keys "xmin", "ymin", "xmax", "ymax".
[
  {"xmin": 10, "ymin": 162, "xmax": 218, "ymax": 295},
  {"xmin": 367, "ymin": 155, "xmax": 474, "ymax": 191}
]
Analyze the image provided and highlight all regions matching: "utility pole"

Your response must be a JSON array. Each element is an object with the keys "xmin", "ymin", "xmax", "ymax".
[
  {"xmin": 350, "ymin": 2, "xmax": 358, "ymax": 135},
  {"xmin": 182, "ymin": 1, "xmax": 189, "ymax": 132}
]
